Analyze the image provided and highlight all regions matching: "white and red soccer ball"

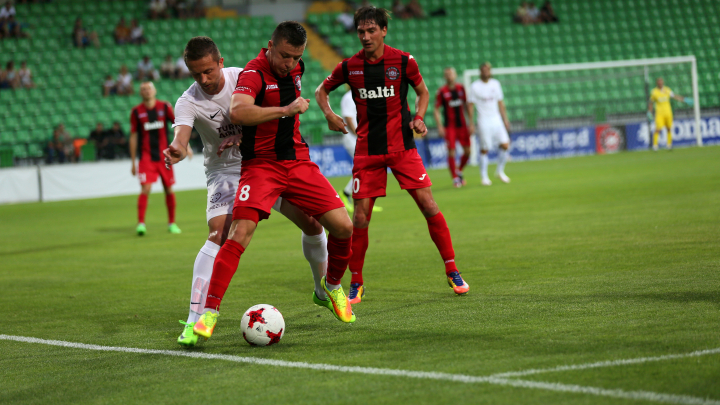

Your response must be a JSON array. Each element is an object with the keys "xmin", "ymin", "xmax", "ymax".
[{"xmin": 241, "ymin": 304, "xmax": 285, "ymax": 346}]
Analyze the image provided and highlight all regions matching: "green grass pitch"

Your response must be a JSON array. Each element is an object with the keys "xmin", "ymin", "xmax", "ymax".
[{"xmin": 1, "ymin": 147, "xmax": 718, "ymax": 404}]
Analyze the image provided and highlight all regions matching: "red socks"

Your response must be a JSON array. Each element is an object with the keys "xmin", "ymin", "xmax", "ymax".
[
  {"xmin": 349, "ymin": 227, "xmax": 368, "ymax": 284},
  {"xmin": 426, "ymin": 212, "xmax": 458, "ymax": 275},
  {"xmin": 459, "ymin": 154, "xmax": 469, "ymax": 172},
  {"xmin": 447, "ymin": 156, "xmax": 457, "ymax": 178},
  {"xmin": 166, "ymin": 193, "xmax": 176, "ymax": 223},
  {"xmin": 326, "ymin": 234, "xmax": 352, "ymax": 285},
  {"xmin": 205, "ymin": 239, "xmax": 245, "ymax": 310},
  {"xmin": 137, "ymin": 194, "xmax": 148, "ymax": 223}
]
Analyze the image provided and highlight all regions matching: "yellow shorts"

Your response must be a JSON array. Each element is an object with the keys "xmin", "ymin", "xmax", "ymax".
[{"xmin": 655, "ymin": 112, "xmax": 673, "ymax": 130}]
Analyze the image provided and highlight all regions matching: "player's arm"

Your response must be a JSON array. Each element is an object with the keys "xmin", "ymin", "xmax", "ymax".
[
  {"xmin": 315, "ymin": 83, "xmax": 348, "ymax": 134},
  {"xmin": 164, "ymin": 125, "xmax": 192, "ymax": 166},
  {"xmin": 498, "ymin": 100, "xmax": 510, "ymax": 132},
  {"xmin": 432, "ymin": 91, "xmax": 444, "ymax": 137},
  {"xmin": 230, "ymin": 93, "xmax": 308, "ymax": 126},
  {"xmin": 464, "ymin": 99, "xmax": 475, "ymax": 135},
  {"xmin": 411, "ymin": 79, "xmax": 430, "ymax": 136},
  {"xmin": 344, "ymin": 116, "xmax": 357, "ymax": 136},
  {"xmin": 129, "ymin": 131, "xmax": 138, "ymax": 175}
]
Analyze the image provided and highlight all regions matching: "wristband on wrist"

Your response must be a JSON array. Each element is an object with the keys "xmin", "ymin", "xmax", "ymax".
[{"xmin": 414, "ymin": 115, "xmax": 424, "ymax": 122}]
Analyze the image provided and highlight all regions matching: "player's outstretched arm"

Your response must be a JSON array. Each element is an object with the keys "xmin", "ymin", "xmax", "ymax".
[
  {"xmin": 164, "ymin": 125, "xmax": 192, "ymax": 166},
  {"xmin": 230, "ymin": 93, "xmax": 308, "ymax": 126},
  {"xmin": 315, "ymin": 83, "xmax": 347, "ymax": 134}
]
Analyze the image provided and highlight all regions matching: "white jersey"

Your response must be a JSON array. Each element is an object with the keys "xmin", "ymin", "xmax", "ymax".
[
  {"xmin": 173, "ymin": 67, "xmax": 243, "ymax": 176},
  {"xmin": 468, "ymin": 78, "xmax": 504, "ymax": 121},
  {"xmin": 340, "ymin": 90, "xmax": 356, "ymax": 123}
]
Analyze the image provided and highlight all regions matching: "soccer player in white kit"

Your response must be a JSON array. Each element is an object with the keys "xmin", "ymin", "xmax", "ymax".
[
  {"xmin": 467, "ymin": 62, "xmax": 512, "ymax": 186},
  {"xmin": 338, "ymin": 88, "xmax": 381, "ymax": 213},
  {"xmin": 162, "ymin": 37, "xmax": 330, "ymax": 347}
]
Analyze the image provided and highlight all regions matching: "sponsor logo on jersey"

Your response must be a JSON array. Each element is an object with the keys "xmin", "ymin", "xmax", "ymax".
[
  {"xmin": 349, "ymin": 70, "xmax": 363, "ymax": 75},
  {"xmin": 266, "ymin": 84, "xmax": 279, "ymax": 90},
  {"xmin": 158, "ymin": 110, "xmax": 165, "ymax": 117},
  {"xmin": 357, "ymin": 85, "xmax": 395, "ymax": 100},
  {"xmin": 235, "ymin": 86, "xmax": 252, "ymax": 93},
  {"xmin": 295, "ymin": 75, "xmax": 301, "ymax": 91},
  {"xmin": 138, "ymin": 113, "xmax": 147, "ymax": 118},
  {"xmin": 218, "ymin": 124, "xmax": 242, "ymax": 138},
  {"xmin": 448, "ymin": 99, "xmax": 463, "ymax": 107},
  {"xmin": 143, "ymin": 121, "xmax": 164, "ymax": 131},
  {"xmin": 385, "ymin": 66, "xmax": 400, "ymax": 80},
  {"xmin": 210, "ymin": 192, "xmax": 221, "ymax": 203}
]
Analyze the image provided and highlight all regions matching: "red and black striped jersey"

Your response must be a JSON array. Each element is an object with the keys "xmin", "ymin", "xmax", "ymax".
[
  {"xmin": 130, "ymin": 100, "xmax": 175, "ymax": 162},
  {"xmin": 232, "ymin": 49, "xmax": 309, "ymax": 161},
  {"xmin": 323, "ymin": 45, "xmax": 424, "ymax": 156},
  {"xmin": 435, "ymin": 84, "xmax": 468, "ymax": 129}
]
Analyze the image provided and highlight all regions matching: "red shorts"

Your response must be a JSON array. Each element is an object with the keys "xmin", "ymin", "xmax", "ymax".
[
  {"xmin": 352, "ymin": 148, "xmax": 432, "ymax": 199},
  {"xmin": 232, "ymin": 159, "xmax": 344, "ymax": 221},
  {"xmin": 138, "ymin": 160, "xmax": 175, "ymax": 187},
  {"xmin": 445, "ymin": 126, "xmax": 471, "ymax": 148}
]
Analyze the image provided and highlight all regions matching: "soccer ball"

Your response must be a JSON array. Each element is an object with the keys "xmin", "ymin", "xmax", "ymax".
[{"xmin": 241, "ymin": 304, "xmax": 285, "ymax": 346}]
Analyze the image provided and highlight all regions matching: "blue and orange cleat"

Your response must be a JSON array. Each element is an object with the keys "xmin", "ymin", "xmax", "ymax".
[
  {"xmin": 321, "ymin": 277, "xmax": 356, "ymax": 323},
  {"xmin": 193, "ymin": 310, "xmax": 219, "ymax": 338},
  {"xmin": 447, "ymin": 271, "xmax": 469, "ymax": 295},
  {"xmin": 348, "ymin": 283, "xmax": 365, "ymax": 304}
]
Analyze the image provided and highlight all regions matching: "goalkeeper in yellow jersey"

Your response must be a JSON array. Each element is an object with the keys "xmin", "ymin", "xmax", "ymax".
[{"xmin": 647, "ymin": 77, "xmax": 692, "ymax": 151}]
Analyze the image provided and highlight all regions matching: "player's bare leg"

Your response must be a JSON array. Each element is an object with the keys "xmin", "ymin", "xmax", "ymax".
[
  {"xmin": 447, "ymin": 147, "xmax": 462, "ymax": 188},
  {"xmin": 494, "ymin": 143, "xmax": 511, "ymax": 183},
  {"xmin": 275, "ymin": 199, "xmax": 329, "ymax": 302},
  {"xmin": 348, "ymin": 197, "xmax": 377, "ymax": 303},
  {"xmin": 408, "ymin": 187, "xmax": 469, "ymax": 295},
  {"xmin": 136, "ymin": 183, "xmax": 152, "ymax": 235},
  {"xmin": 315, "ymin": 207, "xmax": 355, "ymax": 322},
  {"xmin": 162, "ymin": 184, "xmax": 181, "ymax": 233}
]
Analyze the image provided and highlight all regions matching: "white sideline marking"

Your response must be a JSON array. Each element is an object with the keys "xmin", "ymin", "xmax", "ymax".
[
  {"xmin": 2, "ymin": 334, "xmax": 719, "ymax": 405},
  {"xmin": 491, "ymin": 347, "xmax": 720, "ymax": 378}
]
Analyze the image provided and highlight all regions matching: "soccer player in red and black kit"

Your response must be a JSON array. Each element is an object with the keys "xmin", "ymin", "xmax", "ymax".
[
  {"xmin": 433, "ymin": 67, "xmax": 474, "ymax": 188},
  {"xmin": 316, "ymin": 7, "xmax": 469, "ymax": 303},
  {"xmin": 193, "ymin": 22, "xmax": 356, "ymax": 340},
  {"xmin": 130, "ymin": 81, "xmax": 182, "ymax": 236}
]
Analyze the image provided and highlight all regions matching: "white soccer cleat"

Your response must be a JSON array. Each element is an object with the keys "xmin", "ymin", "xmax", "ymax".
[
  {"xmin": 496, "ymin": 172, "xmax": 511, "ymax": 183},
  {"xmin": 481, "ymin": 178, "xmax": 492, "ymax": 186}
]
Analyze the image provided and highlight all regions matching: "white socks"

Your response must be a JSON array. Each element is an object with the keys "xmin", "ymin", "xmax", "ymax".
[
  {"xmin": 325, "ymin": 281, "xmax": 341, "ymax": 291},
  {"xmin": 497, "ymin": 149, "xmax": 508, "ymax": 175},
  {"xmin": 302, "ymin": 230, "xmax": 328, "ymax": 300},
  {"xmin": 343, "ymin": 178, "xmax": 353, "ymax": 197},
  {"xmin": 187, "ymin": 240, "xmax": 220, "ymax": 323},
  {"xmin": 480, "ymin": 153, "xmax": 489, "ymax": 180}
]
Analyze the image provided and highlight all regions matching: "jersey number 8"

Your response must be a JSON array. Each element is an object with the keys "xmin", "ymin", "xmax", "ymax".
[{"xmin": 238, "ymin": 185, "xmax": 251, "ymax": 201}]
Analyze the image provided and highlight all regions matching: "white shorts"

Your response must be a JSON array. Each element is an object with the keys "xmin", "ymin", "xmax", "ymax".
[
  {"xmin": 205, "ymin": 172, "xmax": 282, "ymax": 222},
  {"xmin": 478, "ymin": 117, "xmax": 509, "ymax": 151},
  {"xmin": 342, "ymin": 133, "xmax": 357, "ymax": 159}
]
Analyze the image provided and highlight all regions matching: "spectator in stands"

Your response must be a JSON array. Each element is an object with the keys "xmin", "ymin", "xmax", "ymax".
[
  {"xmin": 0, "ymin": 1, "xmax": 15, "ymax": 39},
  {"xmin": 18, "ymin": 60, "xmax": 33, "ymax": 88},
  {"xmin": 137, "ymin": 55, "xmax": 159, "ymax": 81},
  {"xmin": 391, "ymin": 0, "xmax": 409, "ymax": 19},
  {"xmin": 129, "ymin": 19, "xmax": 147, "ymax": 45},
  {"xmin": 336, "ymin": 4, "xmax": 355, "ymax": 33},
  {"xmin": 514, "ymin": 2, "xmax": 532, "ymax": 25},
  {"xmin": 46, "ymin": 124, "xmax": 72, "ymax": 164},
  {"xmin": 175, "ymin": 53, "xmax": 190, "ymax": 79},
  {"xmin": 160, "ymin": 54, "xmax": 175, "ymax": 78},
  {"xmin": 527, "ymin": 2, "xmax": 540, "ymax": 22},
  {"xmin": 114, "ymin": 17, "xmax": 131, "ymax": 45},
  {"xmin": 89, "ymin": 122, "xmax": 111, "ymax": 160},
  {"xmin": 405, "ymin": 0, "xmax": 425, "ymax": 18},
  {"xmin": 540, "ymin": 1, "xmax": 558, "ymax": 23},
  {"xmin": 191, "ymin": 0, "xmax": 205, "ymax": 18},
  {"xmin": 72, "ymin": 17, "xmax": 99, "ymax": 48},
  {"xmin": 102, "ymin": 74, "xmax": 117, "ymax": 96},
  {"xmin": 1, "ymin": 60, "xmax": 19, "ymax": 89},
  {"xmin": 117, "ymin": 65, "xmax": 134, "ymax": 95},
  {"xmin": 149, "ymin": 0, "xmax": 169, "ymax": 19},
  {"xmin": 168, "ymin": 0, "xmax": 188, "ymax": 19},
  {"xmin": 106, "ymin": 121, "xmax": 128, "ymax": 159}
]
